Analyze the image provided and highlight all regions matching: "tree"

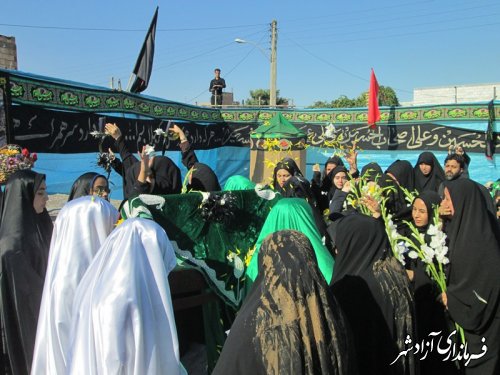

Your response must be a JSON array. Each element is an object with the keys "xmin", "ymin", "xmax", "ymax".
[
  {"xmin": 245, "ymin": 89, "xmax": 289, "ymax": 106},
  {"xmin": 307, "ymin": 86, "xmax": 400, "ymax": 108},
  {"xmin": 332, "ymin": 95, "xmax": 357, "ymax": 108}
]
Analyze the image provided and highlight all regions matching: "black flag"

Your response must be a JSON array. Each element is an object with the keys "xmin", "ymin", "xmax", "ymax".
[
  {"xmin": 130, "ymin": 7, "xmax": 158, "ymax": 93},
  {"xmin": 486, "ymin": 100, "xmax": 496, "ymax": 159}
]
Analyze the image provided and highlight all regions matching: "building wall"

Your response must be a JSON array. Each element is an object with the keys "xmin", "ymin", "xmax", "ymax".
[
  {"xmin": 413, "ymin": 83, "xmax": 499, "ymax": 105},
  {"xmin": 0, "ymin": 35, "xmax": 17, "ymax": 70}
]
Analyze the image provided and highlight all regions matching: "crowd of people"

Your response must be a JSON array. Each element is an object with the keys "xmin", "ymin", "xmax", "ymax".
[{"xmin": 0, "ymin": 122, "xmax": 498, "ymax": 374}]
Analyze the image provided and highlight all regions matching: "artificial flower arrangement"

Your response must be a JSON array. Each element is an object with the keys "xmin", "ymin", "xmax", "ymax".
[
  {"xmin": 198, "ymin": 191, "xmax": 238, "ymax": 226},
  {"xmin": 0, "ymin": 144, "xmax": 37, "ymax": 184},
  {"xmin": 96, "ymin": 152, "xmax": 116, "ymax": 177}
]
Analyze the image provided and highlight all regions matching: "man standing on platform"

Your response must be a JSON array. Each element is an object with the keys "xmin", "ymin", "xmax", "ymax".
[{"xmin": 209, "ymin": 68, "xmax": 226, "ymax": 107}]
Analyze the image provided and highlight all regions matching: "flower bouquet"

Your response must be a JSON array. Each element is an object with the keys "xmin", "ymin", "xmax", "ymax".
[
  {"xmin": 0, "ymin": 144, "xmax": 37, "ymax": 184},
  {"xmin": 347, "ymin": 173, "xmax": 394, "ymax": 216},
  {"xmin": 399, "ymin": 205, "xmax": 466, "ymax": 344}
]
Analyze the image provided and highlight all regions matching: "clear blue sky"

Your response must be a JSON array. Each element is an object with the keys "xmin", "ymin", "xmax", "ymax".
[{"xmin": 2, "ymin": 0, "xmax": 500, "ymax": 107}]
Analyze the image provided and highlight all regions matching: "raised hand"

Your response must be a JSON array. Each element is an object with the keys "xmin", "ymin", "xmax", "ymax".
[{"xmin": 105, "ymin": 123, "xmax": 122, "ymax": 140}]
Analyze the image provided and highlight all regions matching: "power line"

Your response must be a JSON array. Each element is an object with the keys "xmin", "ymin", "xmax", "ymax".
[
  {"xmin": 280, "ymin": 1, "xmax": 499, "ymax": 35},
  {"xmin": 282, "ymin": 36, "xmax": 464, "ymax": 102},
  {"xmin": 282, "ymin": 20, "xmax": 500, "ymax": 47},
  {"xmin": 281, "ymin": 10, "xmax": 500, "ymax": 44},
  {"xmin": 0, "ymin": 22, "xmax": 268, "ymax": 32}
]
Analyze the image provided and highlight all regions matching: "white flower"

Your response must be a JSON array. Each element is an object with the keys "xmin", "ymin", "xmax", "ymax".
[
  {"xmin": 396, "ymin": 241, "xmax": 409, "ymax": 255},
  {"xmin": 435, "ymin": 252, "xmax": 449, "ymax": 265},
  {"xmin": 421, "ymin": 244, "xmax": 435, "ymax": 264},
  {"xmin": 324, "ymin": 123, "xmax": 336, "ymax": 138},
  {"xmin": 427, "ymin": 224, "xmax": 439, "ymax": 236},
  {"xmin": 220, "ymin": 198, "xmax": 226, "ymax": 205},
  {"xmin": 200, "ymin": 191, "xmax": 210, "ymax": 203},
  {"xmin": 143, "ymin": 144, "xmax": 156, "ymax": 157},
  {"xmin": 395, "ymin": 251, "xmax": 406, "ymax": 266},
  {"xmin": 408, "ymin": 250, "xmax": 419, "ymax": 259},
  {"xmin": 154, "ymin": 128, "xmax": 166, "ymax": 136},
  {"xmin": 90, "ymin": 130, "xmax": 106, "ymax": 139},
  {"xmin": 233, "ymin": 255, "xmax": 245, "ymax": 279}
]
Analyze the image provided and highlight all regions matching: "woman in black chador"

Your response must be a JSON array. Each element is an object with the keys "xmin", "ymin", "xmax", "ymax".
[
  {"xmin": 408, "ymin": 191, "xmax": 459, "ymax": 374},
  {"xmin": 413, "ymin": 151, "xmax": 445, "ymax": 193},
  {"xmin": 271, "ymin": 157, "xmax": 303, "ymax": 195},
  {"xmin": 330, "ymin": 214, "xmax": 417, "ymax": 375},
  {"xmin": 311, "ymin": 156, "xmax": 345, "ymax": 212},
  {"xmin": 213, "ymin": 230, "xmax": 354, "ymax": 375},
  {"xmin": 0, "ymin": 170, "xmax": 53, "ymax": 374},
  {"xmin": 441, "ymin": 178, "xmax": 500, "ymax": 374}
]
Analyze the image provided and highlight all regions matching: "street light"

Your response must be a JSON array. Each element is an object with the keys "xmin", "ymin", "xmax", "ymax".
[
  {"xmin": 234, "ymin": 38, "xmax": 269, "ymax": 59},
  {"xmin": 235, "ymin": 20, "xmax": 277, "ymax": 107}
]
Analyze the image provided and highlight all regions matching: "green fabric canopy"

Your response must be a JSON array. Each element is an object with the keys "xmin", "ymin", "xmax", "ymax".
[
  {"xmin": 251, "ymin": 112, "xmax": 306, "ymax": 139},
  {"xmin": 246, "ymin": 198, "xmax": 335, "ymax": 284}
]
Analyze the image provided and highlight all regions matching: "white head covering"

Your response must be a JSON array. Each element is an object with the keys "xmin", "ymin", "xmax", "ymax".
[
  {"xmin": 67, "ymin": 218, "xmax": 184, "ymax": 375},
  {"xmin": 31, "ymin": 196, "xmax": 119, "ymax": 375}
]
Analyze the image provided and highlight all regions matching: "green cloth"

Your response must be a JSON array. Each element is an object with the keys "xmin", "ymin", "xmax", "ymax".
[
  {"xmin": 121, "ymin": 191, "xmax": 280, "ymax": 308},
  {"xmin": 246, "ymin": 198, "xmax": 335, "ymax": 284},
  {"xmin": 251, "ymin": 112, "xmax": 306, "ymax": 139},
  {"xmin": 223, "ymin": 175, "xmax": 256, "ymax": 191}
]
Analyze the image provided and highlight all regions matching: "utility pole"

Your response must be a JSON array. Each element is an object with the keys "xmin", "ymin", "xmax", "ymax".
[{"xmin": 269, "ymin": 20, "xmax": 277, "ymax": 108}]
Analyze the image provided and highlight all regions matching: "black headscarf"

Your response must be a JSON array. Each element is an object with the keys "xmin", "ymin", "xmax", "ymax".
[
  {"xmin": 125, "ymin": 155, "xmax": 182, "ymax": 198},
  {"xmin": 330, "ymin": 214, "xmax": 416, "ymax": 375},
  {"xmin": 413, "ymin": 152, "xmax": 445, "ymax": 193},
  {"xmin": 187, "ymin": 162, "xmax": 221, "ymax": 192},
  {"xmin": 272, "ymin": 157, "xmax": 303, "ymax": 195},
  {"xmin": 322, "ymin": 155, "xmax": 344, "ymax": 179},
  {"xmin": 0, "ymin": 170, "xmax": 53, "ymax": 374},
  {"xmin": 213, "ymin": 230, "xmax": 354, "ymax": 375},
  {"xmin": 412, "ymin": 190, "xmax": 441, "ymax": 231},
  {"xmin": 386, "ymin": 159, "xmax": 415, "ymax": 191},
  {"xmin": 67, "ymin": 172, "xmax": 106, "ymax": 201},
  {"xmin": 318, "ymin": 156, "xmax": 344, "ymax": 191},
  {"xmin": 282, "ymin": 176, "xmax": 327, "ymax": 238},
  {"xmin": 443, "ymin": 179, "xmax": 500, "ymax": 332},
  {"xmin": 378, "ymin": 173, "xmax": 411, "ymax": 223},
  {"xmin": 442, "ymin": 179, "xmax": 500, "ymax": 372},
  {"xmin": 409, "ymin": 190, "xmax": 457, "ymax": 374},
  {"xmin": 360, "ymin": 162, "xmax": 383, "ymax": 182},
  {"xmin": 326, "ymin": 165, "xmax": 348, "ymax": 196}
]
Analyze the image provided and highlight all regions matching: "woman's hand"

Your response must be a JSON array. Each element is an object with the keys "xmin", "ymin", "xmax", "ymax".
[
  {"xmin": 361, "ymin": 195, "xmax": 381, "ymax": 218},
  {"xmin": 169, "ymin": 123, "xmax": 187, "ymax": 142},
  {"xmin": 440, "ymin": 292, "xmax": 448, "ymax": 309},
  {"xmin": 137, "ymin": 145, "xmax": 151, "ymax": 183},
  {"xmin": 341, "ymin": 180, "xmax": 351, "ymax": 193},
  {"xmin": 105, "ymin": 123, "xmax": 122, "ymax": 140}
]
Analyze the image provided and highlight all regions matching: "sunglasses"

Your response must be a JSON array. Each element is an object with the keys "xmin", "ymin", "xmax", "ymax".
[{"xmin": 93, "ymin": 186, "xmax": 110, "ymax": 195}]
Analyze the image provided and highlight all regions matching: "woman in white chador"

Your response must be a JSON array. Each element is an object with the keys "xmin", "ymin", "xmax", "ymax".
[
  {"xmin": 67, "ymin": 217, "xmax": 185, "ymax": 375},
  {"xmin": 31, "ymin": 196, "xmax": 119, "ymax": 375}
]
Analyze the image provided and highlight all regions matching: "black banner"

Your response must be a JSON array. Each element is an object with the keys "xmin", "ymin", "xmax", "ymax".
[
  {"xmin": 10, "ymin": 105, "xmax": 253, "ymax": 153},
  {"xmin": 9, "ymin": 105, "xmax": 497, "ymax": 153},
  {"xmin": 298, "ymin": 122, "xmax": 494, "ymax": 153}
]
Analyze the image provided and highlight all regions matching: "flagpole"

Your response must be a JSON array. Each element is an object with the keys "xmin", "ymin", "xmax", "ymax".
[{"xmin": 126, "ymin": 73, "xmax": 136, "ymax": 92}]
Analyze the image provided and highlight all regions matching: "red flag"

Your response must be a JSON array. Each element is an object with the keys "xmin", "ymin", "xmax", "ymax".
[{"xmin": 367, "ymin": 68, "xmax": 380, "ymax": 129}]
